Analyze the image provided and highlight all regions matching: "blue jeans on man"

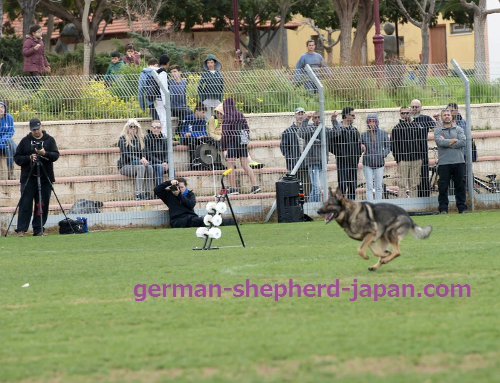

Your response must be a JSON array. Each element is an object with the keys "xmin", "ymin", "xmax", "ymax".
[{"xmin": 308, "ymin": 164, "xmax": 322, "ymax": 202}]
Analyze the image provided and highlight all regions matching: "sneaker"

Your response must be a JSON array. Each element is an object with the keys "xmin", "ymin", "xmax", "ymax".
[
  {"xmin": 227, "ymin": 187, "xmax": 239, "ymax": 195},
  {"xmin": 249, "ymin": 161, "xmax": 264, "ymax": 169},
  {"xmin": 439, "ymin": 211, "xmax": 448, "ymax": 215},
  {"xmin": 250, "ymin": 186, "xmax": 261, "ymax": 194},
  {"xmin": 135, "ymin": 193, "xmax": 142, "ymax": 201},
  {"xmin": 16, "ymin": 231, "xmax": 25, "ymax": 237}
]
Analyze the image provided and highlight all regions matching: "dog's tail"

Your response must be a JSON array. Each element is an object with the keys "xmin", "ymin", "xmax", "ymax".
[{"xmin": 412, "ymin": 224, "xmax": 433, "ymax": 239}]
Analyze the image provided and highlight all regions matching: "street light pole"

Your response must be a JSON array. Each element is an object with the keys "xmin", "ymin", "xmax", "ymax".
[{"xmin": 373, "ymin": 0, "xmax": 384, "ymax": 66}]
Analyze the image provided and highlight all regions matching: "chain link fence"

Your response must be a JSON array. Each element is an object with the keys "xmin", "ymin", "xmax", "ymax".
[{"xmin": 1, "ymin": 61, "xmax": 499, "ymax": 232}]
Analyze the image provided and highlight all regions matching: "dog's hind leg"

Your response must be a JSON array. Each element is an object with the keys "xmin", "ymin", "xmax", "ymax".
[{"xmin": 357, "ymin": 233, "xmax": 376, "ymax": 260}]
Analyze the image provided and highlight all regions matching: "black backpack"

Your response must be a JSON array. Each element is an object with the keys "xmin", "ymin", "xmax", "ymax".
[
  {"xmin": 145, "ymin": 70, "xmax": 161, "ymax": 102},
  {"xmin": 58, "ymin": 218, "xmax": 85, "ymax": 235}
]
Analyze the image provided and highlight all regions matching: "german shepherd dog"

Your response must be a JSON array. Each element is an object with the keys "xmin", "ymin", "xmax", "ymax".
[{"xmin": 317, "ymin": 187, "xmax": 433, "ymax": 271}]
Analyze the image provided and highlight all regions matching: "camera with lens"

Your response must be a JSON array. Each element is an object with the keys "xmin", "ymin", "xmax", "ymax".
[
  {"xmin": 169, "ymin": 184, "xmax": 178, "ymax": 192},
  {"xmin": 31, "ymin": 140, "xmax": 44, "ymax": 151}
]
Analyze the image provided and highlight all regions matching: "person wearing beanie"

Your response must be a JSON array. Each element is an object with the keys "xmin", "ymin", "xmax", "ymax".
[
  {"xmin": 360, "ymin": 113, "xmax": 391, "ymax": 201},
  {"xmin": 0, "ymin": 101, "xmax": 17, "ymax": 180},
  {"xmin": 13, "ymin": 118, "xmax": 59, "ymax": 237}
]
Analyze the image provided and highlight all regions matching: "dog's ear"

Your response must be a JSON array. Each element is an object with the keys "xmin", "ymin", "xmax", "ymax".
[
  {"xmin": 328, "ymin": 187, "xmax": 335, "ymax": 197},
  {"xmin": 335, "ymin": 187, "xmax": 345, "ymax": 204}
]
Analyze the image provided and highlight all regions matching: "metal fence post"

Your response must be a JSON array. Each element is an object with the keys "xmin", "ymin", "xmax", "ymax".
[
  {"xmin": 152, "ymin": 70, "xmax": 175, "ymax": 180},
  {"xmin": 451, "ymin": 59, "xmax": 474, "ymax": 211},
  {"xmin": 304, "ymin": 64, "xmax": 328, "ymax": 202}
]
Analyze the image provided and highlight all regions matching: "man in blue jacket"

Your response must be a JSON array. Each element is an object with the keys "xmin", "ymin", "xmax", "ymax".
[
  {"xmin": 0, "ymin": 101, "xmax": 17, "ymax": 180},
  {"xmin": 179, "ymin": 103, "xmax": 208, "ymax": 169}
]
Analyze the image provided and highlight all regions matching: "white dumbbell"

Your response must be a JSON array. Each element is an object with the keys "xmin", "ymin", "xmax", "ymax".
[
  {"xmin": 206, "ymin": 201, "xmax": 217, "ymax": 214},
  {"xmin": 196, "ymin": 227, "xmax": 209, "ymax": 238},
  {"xmin": 203, "ymin": 214, "xmax": 213, "ymax": 226},
  {"xmin": 215, "ymin": 202, "xmax": 227, "ymax": 214},
  {"xmin": 208, "ymin": 227, "xmax": 222, "ymax": 239}
]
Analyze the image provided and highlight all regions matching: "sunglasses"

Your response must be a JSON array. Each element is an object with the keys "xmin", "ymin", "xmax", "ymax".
[
  {"xmin": 400, "ymin": 112, "xmax": 410, "ymax": 115},
  {"xmin": 151, "ymin": 126, "xmax": 161, "ymax": 129},
  {"xmin": 411, "ymin": 105, "xmax": 420, "ymax": 109},
  {"xmin": 312, "ymin": 116, "xmax": 320, "ymax": 119},
  {"xmin": 129, "ymin": 126, "xmax": 138, "ymax": 130}
]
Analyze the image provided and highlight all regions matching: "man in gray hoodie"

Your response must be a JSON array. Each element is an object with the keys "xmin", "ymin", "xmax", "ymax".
[{"xmin": 434, "ymin": 109, "xmax": 467, "ymax": 214}]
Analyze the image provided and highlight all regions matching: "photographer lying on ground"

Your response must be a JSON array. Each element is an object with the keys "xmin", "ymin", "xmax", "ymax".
[{"xmin": 154, "ymin": 177, "xmax": 234, "ymax": 228}]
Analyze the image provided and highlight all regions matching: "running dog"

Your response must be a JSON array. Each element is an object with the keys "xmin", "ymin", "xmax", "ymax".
[{"xmin": 317, "ymin": 187, "xmax": 433, "ymax": 271}]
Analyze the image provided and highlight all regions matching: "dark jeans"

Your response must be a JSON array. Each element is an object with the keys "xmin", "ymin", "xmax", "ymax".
[
  {"xmin": 438, "ymin": 163, "xmax": 467, "ymax": 213},
  {"xmin": 170, "ymin": 214, "xmax": 204, "ymax": 228},
  {"xmin": 16, "ymin": 177, "xmax": 52, "ymax": 234},
  {"xmin": 418, "ymin": 159, "xmax": 430, "ymax": 197},
  {"xmin": 27, "ymin": 72, "xmax": 41, "ymax": 92},
  {"xmin": 337, "ymin": 161, "xmax": 358, "ymax": 200},
  {"xmin": 170, "ymin": 215, "xmax": 235, "ymax": 228}
]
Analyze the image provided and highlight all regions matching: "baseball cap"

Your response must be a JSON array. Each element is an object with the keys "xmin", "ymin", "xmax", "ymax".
[
  {"xmin": 29, "ymin": 118, "xmax": 41, "ymax": 130},
  {"xmin": 295, "ymin": 107, "xmax": 305, "ymax": 113}
]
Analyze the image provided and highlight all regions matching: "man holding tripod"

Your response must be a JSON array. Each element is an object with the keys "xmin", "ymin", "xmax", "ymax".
[{"xmin": 14, "ymin": 118, "xmax": 59, "ymax": 236}]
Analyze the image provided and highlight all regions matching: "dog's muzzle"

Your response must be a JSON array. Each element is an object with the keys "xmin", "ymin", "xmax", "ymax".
[{"xmin": 321, "ymin": 211, "xmax": 338, "ymax": 224}]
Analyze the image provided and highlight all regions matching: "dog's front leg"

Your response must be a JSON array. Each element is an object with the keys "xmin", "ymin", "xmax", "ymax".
[
  {"xmin": 357, "ymin": 234, "xmax": 376, "ymax": 260},
  {"xmin": 368, "ymin": 258, "xmax": 383, "ymax": 271}
]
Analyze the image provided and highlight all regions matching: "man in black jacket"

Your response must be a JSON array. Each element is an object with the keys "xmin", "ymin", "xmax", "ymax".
[
  {"xmin": 280, "ymin": 107, "xmax": 311, "ymax": 198},
  {"xmin": 14, "ymin": 118, "xmax": 59, "ymax": 237},
  {"xmin": 391, "ymin": 107, "xmax": 427, "ymax": 197},
  {"xmin": 330, "ymin": 107, "xmax": 362, "ymax": 200},
  {"xmin": 410, "ymin": 99, "xmax": 436, "ymax": 197},
  {"xmin": 154, "ymin": 178, "xmax": 203, "ymax": 228}
]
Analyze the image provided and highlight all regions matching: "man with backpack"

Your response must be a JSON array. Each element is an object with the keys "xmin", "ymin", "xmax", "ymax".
[
  {"xmin": 138, "ymin": 54, "xmax": 170, "ymax": 137},
  {"xmin": 138, "ymin": 58, "xmax": 160, "ymax": 121}
]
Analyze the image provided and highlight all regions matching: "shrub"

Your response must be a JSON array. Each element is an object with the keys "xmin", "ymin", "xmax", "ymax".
[{"xmin": 0, "ymin": 36, "xmax": 24, "ymax": 75}]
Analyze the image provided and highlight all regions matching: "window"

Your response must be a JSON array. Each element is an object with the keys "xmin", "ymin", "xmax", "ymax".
[{"xmin": 451, "ymin": 23, "xmax": 472, "ymax": 35}]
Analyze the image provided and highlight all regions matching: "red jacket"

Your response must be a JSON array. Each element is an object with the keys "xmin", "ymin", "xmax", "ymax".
[{"xmin": 23, "ymin": 35, "xmax": 50, "ymax": 73}]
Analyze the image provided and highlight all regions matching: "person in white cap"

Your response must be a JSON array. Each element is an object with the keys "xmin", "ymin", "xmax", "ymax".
[{"xmin": 14, "ymin": 118, "xmax": 59, "ymax": 236}]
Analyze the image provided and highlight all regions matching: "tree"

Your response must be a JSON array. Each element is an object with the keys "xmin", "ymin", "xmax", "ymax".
[
  {"xmin": 396, "ymin": 0, "xmax": 442, "ymax": 85},
  {"xmin": 122, "ymin": 0, "xmax": 168, "ymax": 39},
  {"xmin": 351, "ymin": 0, "xmax": 374, "ymax": 66},
  {"xmin": 459, "ymin": 0, "xmax": 500, "ymax": 80},
  {"xmin": 332, "ymin": 0, "xmax": 360, "ymax": 65},
  {"xmin": 37, "ymin": 0, "xmax": 117, "ymax": 74}
]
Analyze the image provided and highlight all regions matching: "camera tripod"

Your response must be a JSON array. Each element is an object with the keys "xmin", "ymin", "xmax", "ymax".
[{"xmin": 5, "ymin": 157, "xmax": 73, "ymax": 237}]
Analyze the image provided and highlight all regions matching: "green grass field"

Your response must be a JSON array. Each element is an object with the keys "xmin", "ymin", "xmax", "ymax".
[{"xmin": 1, "ymin": 211, "xmax": 499, "ymax": 383}]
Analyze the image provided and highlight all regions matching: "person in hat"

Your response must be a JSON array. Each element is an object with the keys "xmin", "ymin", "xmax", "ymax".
[
  {"xmin": 280, "ymin": 107, "xmax": 311, "ymax": 198},
  {"xmin": 13, "ymin": 118, "xmax": 59, "ymax": 237}
]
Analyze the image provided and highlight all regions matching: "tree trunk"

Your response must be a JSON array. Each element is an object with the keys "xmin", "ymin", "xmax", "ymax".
[
  {"xmin": 351, "ymin": 0, "xmax": 374, "ymax": 66},
  {"xmin": 333, "ymin": 0, "xmax": 359, "ymax": 66},
  {"xmin": 473, "ymin": 11, "xmax": 487, "ymax": 80},
  {"xmin": 18, "ymin": 0, "xmax": 38, "ymax": 38},
  {"xmin": 43, "ymin": 14, "xmax": 54, "ymax": 52},
  {"xmin": 419, "ymin": 21, "xmax": 430, "ymax": 86},
  {"xmin": 82, "ymin": 0, "xmax": 92, "ymax": 76},
  {"xmin": 0, "ymin": 0, "xmax": 4, "ymax": 38}
]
